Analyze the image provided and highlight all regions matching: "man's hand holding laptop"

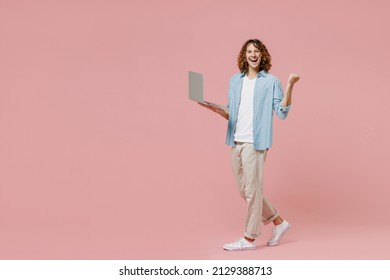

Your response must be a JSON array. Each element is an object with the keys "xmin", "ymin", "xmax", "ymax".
[{"xmin": 198, "ymin": 102, "xmax": 229, "ymax": 120}]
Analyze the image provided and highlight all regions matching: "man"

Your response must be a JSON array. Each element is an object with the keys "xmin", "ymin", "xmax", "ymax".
[{"xmin": 199, "ymin": 39, "xmax": 300, "ymax": 251}]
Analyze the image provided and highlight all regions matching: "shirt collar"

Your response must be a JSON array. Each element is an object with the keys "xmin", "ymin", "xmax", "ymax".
[{"xmin": 240, "ymin": 70, "xmax": 267, "ymax": 78}]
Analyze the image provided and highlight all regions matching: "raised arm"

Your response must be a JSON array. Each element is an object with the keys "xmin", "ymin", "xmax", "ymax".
[{"xmin": 281, "ymin": 73, "xmax": 300, "ymax": 107}]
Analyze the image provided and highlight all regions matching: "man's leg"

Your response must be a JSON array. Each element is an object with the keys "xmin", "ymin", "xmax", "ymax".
[
  {"xmin": 262, "ymin": 196, "xmax": 279, "ymax": 225},
  {"xmin": 223, "ymin": 143, "xmax": 257, "ymax": 251},
  {"xmin": 240, "ymin": 143, "xmax": 266, "ymax": 240},
  {"xmin": 224, "ymin": 143, "xmax": 266, "ymax": 251}
]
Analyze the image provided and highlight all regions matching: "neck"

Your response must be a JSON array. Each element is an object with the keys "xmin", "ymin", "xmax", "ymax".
[{"xmin": 246, "ymin": 68, "xmax": 259, "ymax": 79}]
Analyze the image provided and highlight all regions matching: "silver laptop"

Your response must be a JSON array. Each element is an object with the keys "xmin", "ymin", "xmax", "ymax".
[{"xmin": 188, "ymin": 71, "xmax": 227, "ymax": 110}]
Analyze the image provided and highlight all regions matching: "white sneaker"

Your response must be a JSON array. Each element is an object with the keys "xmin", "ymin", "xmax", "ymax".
[
  {"xmin": 223, "ymin": 237, "xmax": 256, "ymax": 251},
  {"xmin": 267, "ymin": 220, "xmax": 291, "ymax": 246}
]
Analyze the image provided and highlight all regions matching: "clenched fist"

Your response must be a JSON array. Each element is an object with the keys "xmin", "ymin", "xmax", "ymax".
[{"xmin": 288, "ymin": 73, "xmax": 300, "ymax": 85}]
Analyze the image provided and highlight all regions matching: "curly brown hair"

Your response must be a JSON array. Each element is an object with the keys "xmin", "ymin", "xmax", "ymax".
[{"xmin": 237, "ymin": 39, "xmax": 272, "ymax": 73}]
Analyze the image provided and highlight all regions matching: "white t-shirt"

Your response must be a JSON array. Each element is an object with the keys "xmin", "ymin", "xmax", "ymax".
[{"xmin": 234, "ymin": 75, "xmax": 256, "ymax": 143}]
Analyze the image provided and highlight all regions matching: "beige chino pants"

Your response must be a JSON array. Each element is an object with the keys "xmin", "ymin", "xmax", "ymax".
[{"xmin": 231, "ymin": 142, "xmax": 279, "ymax": 239}]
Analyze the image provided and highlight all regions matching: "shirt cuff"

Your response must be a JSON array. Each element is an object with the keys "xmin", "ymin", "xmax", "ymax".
[{"xmin": 279, "ymin": 104, "xmax": 292, "ymax": 112}]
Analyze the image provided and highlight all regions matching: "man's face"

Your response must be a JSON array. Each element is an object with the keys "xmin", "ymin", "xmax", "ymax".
[{"xmin": 245, "ymin": 43, "xmax": 261, "ymax": 72}]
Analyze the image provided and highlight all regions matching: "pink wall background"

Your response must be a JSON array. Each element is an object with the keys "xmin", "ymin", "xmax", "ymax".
[{"xmin": 1, "ymin": 0, "xmax": 390, "ymax": 259}]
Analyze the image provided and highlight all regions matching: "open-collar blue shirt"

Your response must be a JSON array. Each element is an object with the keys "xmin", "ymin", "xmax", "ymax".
[{"xmin": 226, "ymin": 70, "xmax": 291, "ymax": 150}]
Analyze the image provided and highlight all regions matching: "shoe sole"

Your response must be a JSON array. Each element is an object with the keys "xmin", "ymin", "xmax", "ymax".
[
  {"xmin": 267, "ymin": 224, "xmax": 291, "ymax": 246},
  {"xmin": 223, "ymin": 246, "xmax": 256, "ymax": 251}
]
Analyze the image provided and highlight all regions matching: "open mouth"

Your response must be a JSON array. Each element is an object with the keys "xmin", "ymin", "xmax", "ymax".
[{"xmin": 249, "ymin": 58, "xmax": 258, "ymax": 63}]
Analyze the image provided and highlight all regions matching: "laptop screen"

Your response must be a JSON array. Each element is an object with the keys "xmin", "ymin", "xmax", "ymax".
[{"xmin": 188, "ymin": 71, "xmax": 204, "ymax": 103}]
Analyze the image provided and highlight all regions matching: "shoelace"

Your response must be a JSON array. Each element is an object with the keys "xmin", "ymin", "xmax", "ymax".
[
  {"xmin": 271, "ymin": 229, "xmax": 277, "ymax": 238},
  {"xmin": 236, "ymin": 239, "xmax": 245, "ymax": 249}
]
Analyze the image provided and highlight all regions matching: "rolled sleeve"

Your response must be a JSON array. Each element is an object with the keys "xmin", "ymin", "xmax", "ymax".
[
  {"xmin": 273, "ymin": 79, "xmax": 291, "ymax": 119},
  {"xmin": 279, "ymin": 104, "xmax": 291, "ymax": 112}
]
